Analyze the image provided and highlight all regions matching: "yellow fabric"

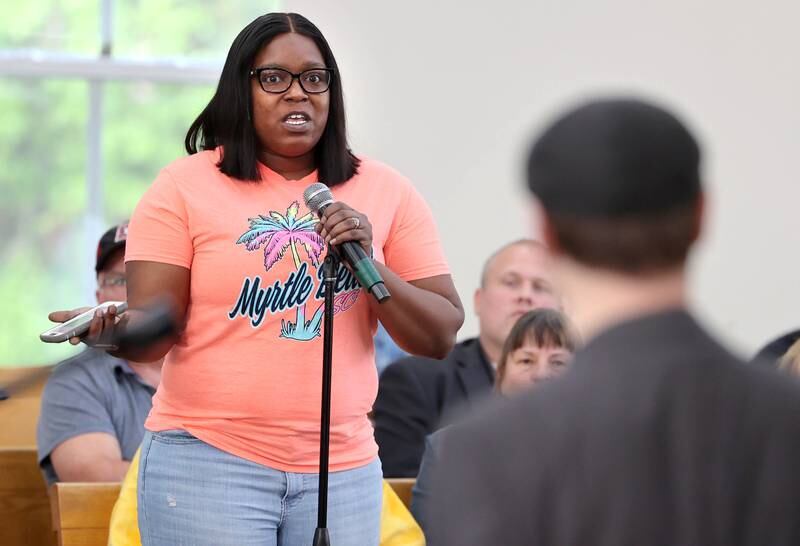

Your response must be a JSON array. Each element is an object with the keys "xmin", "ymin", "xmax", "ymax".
[
  {"xmin": 109, "ymin": 448, "xmax": 424, "ymax": 546},
  {"xmin": 380, "ymin": 480, "xmax": 425, "ymax": 546},
  {"xmin": 107, "ymin": 448, "xmax": 141, "ymax": 546}
]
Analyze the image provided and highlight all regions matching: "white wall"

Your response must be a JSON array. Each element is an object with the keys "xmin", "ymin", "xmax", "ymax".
[{"xmin": 287, "ymin": 0, "xmax": 800, "ymax": 356}]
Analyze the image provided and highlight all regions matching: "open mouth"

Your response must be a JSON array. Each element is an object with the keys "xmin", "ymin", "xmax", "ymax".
[{"xmin": 283, "ymin": 112, "xmax": 311, "ymax": 127}]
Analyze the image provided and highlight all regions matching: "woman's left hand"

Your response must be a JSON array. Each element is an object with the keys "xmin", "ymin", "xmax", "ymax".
[{"xmin": 315, "ymin": 202, "xmax": 373, "ymax": 254}]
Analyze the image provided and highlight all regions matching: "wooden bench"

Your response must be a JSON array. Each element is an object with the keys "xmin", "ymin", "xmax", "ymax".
[
  {"xmin": 50, "ymin": 482, "xmax": 121, "ymax": 546},
  {"xmin": 0, "ymin": 367, "xmax": 57, "ymax": 545},
  {"xmin": 46, "ymin": 478, "xmax": 417, "ymax": 546},
  {"xmin": 0, "ymin": 448, "xmax": 57, "ymax": 546},
  {"xmin": 0, "ymin": 366, "xmax": 50, "ymax": 447},
  {"xmin": 386, "ymin": 477, "xmax": 415, "ymax": 509}
]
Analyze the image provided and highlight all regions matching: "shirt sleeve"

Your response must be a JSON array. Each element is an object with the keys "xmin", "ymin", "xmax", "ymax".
[
  {"xmin": 36, "ymin": 359, "xmax": 117, "ymax": 474},
  {"xmin": 125, "ymin": 166, "xmax": 193, "ymax": 268},
  {"xmin": 383, "ymin": 182, "xmax": 450, "ymax": 282}
]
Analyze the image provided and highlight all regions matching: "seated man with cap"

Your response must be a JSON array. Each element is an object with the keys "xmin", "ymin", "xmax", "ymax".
[{"xmin": 37, "ymin": 223, "xmax": 162, "ymax": 485}]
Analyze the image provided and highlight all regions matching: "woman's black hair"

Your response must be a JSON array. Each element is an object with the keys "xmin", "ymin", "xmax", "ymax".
[{"xmin": 185, "ymin": 12, "xmax": 359, "ymax": 186}]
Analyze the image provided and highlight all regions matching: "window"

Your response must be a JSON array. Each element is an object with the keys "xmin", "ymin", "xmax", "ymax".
[{"xmin": 0, "ymin": 0, "xmax": 280, "ymax": 366}]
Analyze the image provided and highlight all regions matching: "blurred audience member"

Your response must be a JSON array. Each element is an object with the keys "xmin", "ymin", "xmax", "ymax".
[
  {"xmin": 753, "ymin": 328, "xmax": 800, "ymax": 366},
  {"xmin": 411, "ymin": 309, "xmax": 576, "ymax": 535},
  {"xmin": 778, "ymin": 338, "xmax": 800, "ymax": 376},
  {"xmin": 373, "ymin": 239, "xmax": 559, "ymax": 477},
  {"xmin": 37, "ymin": 223, "xmax": 161, "ymax": 484},
  {"xmin": 430, "ymin": 98, "xmax": 800, "ymax": 546}
]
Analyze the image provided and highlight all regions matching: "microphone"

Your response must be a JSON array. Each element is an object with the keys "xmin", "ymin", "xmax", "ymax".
[{"xmin": 303, "ymin": 183, "xmax": 391, "ymax": 303}]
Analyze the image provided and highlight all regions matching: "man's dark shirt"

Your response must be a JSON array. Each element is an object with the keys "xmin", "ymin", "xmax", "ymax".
[
  {"xmin": 430, "ymin": 310, "xmax": 800, "ymax": 546},
  {"xmin": 373, "ymin": 338, "xmax": 494, "ymax": 477}
]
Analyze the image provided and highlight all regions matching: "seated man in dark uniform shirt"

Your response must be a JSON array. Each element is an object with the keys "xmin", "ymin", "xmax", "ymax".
[{"xmin": 430, "ymin": 98, "xmax": 800, "ymax": 546}]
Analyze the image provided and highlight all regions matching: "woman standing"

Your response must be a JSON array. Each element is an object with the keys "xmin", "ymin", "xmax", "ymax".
[{"xmin": 53, "ymin": 12, "xmax": 463, "ymax": 546}]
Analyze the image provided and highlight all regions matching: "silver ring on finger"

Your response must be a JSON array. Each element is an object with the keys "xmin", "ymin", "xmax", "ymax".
[{"xmin": 351, "ymin": 217, "xmax": 361, "ymax": 229}]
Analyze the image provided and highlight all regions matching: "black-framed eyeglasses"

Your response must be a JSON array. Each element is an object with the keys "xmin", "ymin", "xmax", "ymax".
[{"xmin": 249, "ymin": 67, "xmax": 334, "ymax": 94}]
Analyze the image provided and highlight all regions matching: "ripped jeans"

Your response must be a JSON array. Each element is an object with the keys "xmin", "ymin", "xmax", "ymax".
[{"xmin": 137, "ymin": 429, "xmax": 382, "ymax": 546}]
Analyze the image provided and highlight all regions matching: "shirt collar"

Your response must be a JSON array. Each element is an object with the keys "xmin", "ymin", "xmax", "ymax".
[
  {"xmin": 112, "ymin": 359, "xmax": 137, "ymax": 376},
  {"xmin": 573, "ymin": 307, "xmax": 694, "ymax": 369},
  {"xmin": 112, "ymin": 359, "xmax": 156, "ymax": 393}
]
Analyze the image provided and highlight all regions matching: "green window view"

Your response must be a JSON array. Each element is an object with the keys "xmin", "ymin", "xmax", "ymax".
[{"xmin": 0, "ymin": 1, "xmax": 280, "ymax": 366}]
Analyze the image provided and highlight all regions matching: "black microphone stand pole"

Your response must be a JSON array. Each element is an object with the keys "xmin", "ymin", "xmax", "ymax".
[{"xmin": 313, "ymin": 251, "xmax": 339, "ymax": 546}]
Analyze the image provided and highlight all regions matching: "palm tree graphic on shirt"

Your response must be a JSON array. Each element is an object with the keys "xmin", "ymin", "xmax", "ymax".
[{"xmin": 236, "ymin": 201, "xmax": 326, "ymax": 340}]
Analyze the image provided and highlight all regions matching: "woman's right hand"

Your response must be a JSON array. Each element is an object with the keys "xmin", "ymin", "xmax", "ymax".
[{"xmin": 48, "ymin": 304, "xmax": 127, "ymax": 349}]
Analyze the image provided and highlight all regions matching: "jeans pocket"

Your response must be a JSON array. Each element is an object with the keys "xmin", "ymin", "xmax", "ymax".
[{"xmin": 150, "ymin": 429, "xmax": 202, "ymax": 445}]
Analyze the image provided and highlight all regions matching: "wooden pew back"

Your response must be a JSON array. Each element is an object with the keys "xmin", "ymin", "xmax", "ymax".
[
  {"xmin": 0, "ymin": 448, "xmax": 57, "ymax": 546},
  {"xmin": 386, "ymin": 477, "xmax": 415, "ymax": 509},
  {"xmin": 45, "ymin": 478, "xmax": 417, "ymax": 546},
  {"xmin": 50, "ymin": 482, "xmax": 121, "ymax": 546},
  {"xmin": 0, "ymin": 366, "xmax": 50, "ymax": 447}
]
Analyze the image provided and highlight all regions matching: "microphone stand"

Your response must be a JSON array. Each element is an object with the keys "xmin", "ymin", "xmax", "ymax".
[{"xmin": 313, "ymin": 251, "xmax": 339, "ymax": 546}]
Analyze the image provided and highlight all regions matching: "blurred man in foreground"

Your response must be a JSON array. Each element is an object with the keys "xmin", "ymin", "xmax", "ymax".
[{"xmin": 429, "ymin": 98, "xmax": 800, "ymax": 546}]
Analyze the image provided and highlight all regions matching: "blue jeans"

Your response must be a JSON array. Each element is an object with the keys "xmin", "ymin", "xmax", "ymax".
[{"xmin": 138, "ymin": 429, "xmax": 382, "ymax": 546}]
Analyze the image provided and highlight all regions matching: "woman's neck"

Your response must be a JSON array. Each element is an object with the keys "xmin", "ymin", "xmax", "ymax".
[{"xmin": 259, "ymin": 150, "xmax": 316, "ymax": 180}]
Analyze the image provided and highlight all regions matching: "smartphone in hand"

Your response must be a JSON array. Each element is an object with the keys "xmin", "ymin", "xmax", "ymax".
[{"xmin": 40, "ymin": 301, "xmax": 128, "ymax": 343}]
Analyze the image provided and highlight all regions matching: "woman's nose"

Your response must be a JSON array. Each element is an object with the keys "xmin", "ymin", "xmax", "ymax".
[{"xmin": 283, "ymin": 77, "xmax": 308, "ymax": 100}]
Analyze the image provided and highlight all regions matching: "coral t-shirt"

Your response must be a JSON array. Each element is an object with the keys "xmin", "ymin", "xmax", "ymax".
[{"xmin": 126, "ymin": 150, "xmax": 450, "ymax": 472}]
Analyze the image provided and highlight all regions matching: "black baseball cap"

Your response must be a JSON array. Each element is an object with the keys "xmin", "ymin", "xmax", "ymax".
[
  {"xmin": 526, "ymin": 98, "xmax": 701, "ymax": 218},
  {"xmin": 95, "ymin": 222, "xmax": 129, "ymax": 273}
]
